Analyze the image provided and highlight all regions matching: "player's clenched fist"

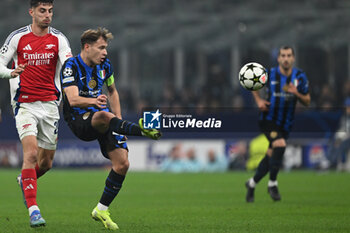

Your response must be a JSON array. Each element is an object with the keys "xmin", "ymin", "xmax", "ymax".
[{"xmin": 96, "ymin": 94, "xmax": 107, "ymax": 108}]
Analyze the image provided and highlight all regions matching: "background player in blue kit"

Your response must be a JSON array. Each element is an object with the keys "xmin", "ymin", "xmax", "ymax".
[
  {"xmin": 60, "ymin": 27, "xmax": 161, "ymax": 230},
  {"xmin": 245, "ymin": 46, "xmax": 311, "ymax": 202}
]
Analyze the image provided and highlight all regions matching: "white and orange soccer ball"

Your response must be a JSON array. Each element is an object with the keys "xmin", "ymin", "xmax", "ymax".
[{"xmin": 238, "ymin": 62, "xmax": 268, "ymax": 91}]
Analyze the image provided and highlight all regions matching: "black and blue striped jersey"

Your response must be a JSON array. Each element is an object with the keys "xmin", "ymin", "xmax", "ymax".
[
  {"xmin": 260, "ymin": 67, "xmax": 309, "ymax": 132},
  {"xmin": 60, "ymin": 54, "xmax": 115, "ymax": 120}
]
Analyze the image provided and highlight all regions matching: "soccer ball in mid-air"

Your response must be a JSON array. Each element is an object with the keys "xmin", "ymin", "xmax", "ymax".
[{"xmin": 238, "ymin": 62, "xmax": 268, "ymax": 91}]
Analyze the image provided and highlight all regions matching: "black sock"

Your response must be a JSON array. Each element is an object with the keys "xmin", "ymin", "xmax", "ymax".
[
  {"xmin": 99, "ymin": 169, "xmax": 125, "ymax": 207},
  {"xmin": 109, "ymin": 117, "xmax": 142, "ymax": 136},
  {"xmin": 253, "ymin": 155, "xmax": 270, "ymax": 183},
  {"xmin": 269, "ymin": 147, "xmax": 285, "ymax": 181}
]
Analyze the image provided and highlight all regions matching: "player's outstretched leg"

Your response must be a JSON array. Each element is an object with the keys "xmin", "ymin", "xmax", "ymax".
[
  {"xmin": 138, "ymin": 118, "xmax": 162, "ymax": 140},
  {"xmin": 106, "ymin": 117, "xmax": 161, "ymax": 140},
  {"xmin": 91, "ymin": 207, "xmax": 119, "ymax": 230}
]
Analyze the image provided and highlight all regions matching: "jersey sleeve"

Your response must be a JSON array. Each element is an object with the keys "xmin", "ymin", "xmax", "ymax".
[
  {"xmin": 58, "ymin": 32, "xmax": 72, "ymax": 64},
  {"xmin": 61, "ymin": 59, "xmax": 78, "ymax": 88},
  {"xmin": 104, "ymin": 59, "xmax": 115, "ymax": 87},
  {"xmin": 0, "ymin": 32, "xmax": 18, "ymax": 78},
  {"xmin": 297, "ymin": 72, "xmax": 309, "ymax": 95}
]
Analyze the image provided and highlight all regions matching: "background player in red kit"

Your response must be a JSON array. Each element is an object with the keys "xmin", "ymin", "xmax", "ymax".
[{"xmin": 0, "ymin": 0, "xmax": 72, "ymax": 227}]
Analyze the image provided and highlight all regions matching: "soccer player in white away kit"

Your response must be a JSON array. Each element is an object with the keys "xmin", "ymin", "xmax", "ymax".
[{"xmin": 0, "ymin": 0, "xmax": 72, "ymax": 227}]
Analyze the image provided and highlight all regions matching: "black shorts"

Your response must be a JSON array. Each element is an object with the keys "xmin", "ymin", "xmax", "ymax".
[
  {"xmin": 67, "ymin": 111, "xmax": 128, "ymax": 159},
  {"xmin": 258, "ymin": 120, "xmax": 289, "ymax": 148}
]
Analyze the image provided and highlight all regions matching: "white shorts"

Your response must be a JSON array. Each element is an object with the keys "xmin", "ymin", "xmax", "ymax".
[{"xmin": 14, "ymin": 101, "xmax": 60, "ymax": 150}]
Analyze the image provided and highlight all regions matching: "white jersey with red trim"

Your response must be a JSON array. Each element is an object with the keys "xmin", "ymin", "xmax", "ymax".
[{"xmin": 0, "ymin": 25, "xmax": 72, "ymax": 105}]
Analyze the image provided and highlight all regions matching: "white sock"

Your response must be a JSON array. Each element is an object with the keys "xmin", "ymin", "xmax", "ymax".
[
  {"xmin": 97, "ymin": 203, "xmax": 109, "ymax": 211},
  {"xmin": 28, "ymin": 205, "xmax": 40, "ymax": 216},
  {"xmin": 248, "ymin": 178, "xmax": 256, "ymax": 188},
  {"xmin": 268, "ymin": 180, "xmax": 278, "ymax": 187}
]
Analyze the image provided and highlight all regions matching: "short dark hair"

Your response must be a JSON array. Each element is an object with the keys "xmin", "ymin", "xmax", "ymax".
[
  {"xmin": 80, "ymin": 27, "xmax": 114, "ymax": 49},
  {"xmin": 278, "ymin": 46, "xmax": 295, "ymax": 56},
  {"xmin": 30, "ymin": 0, "xmax": 54, "ymax": 8}
]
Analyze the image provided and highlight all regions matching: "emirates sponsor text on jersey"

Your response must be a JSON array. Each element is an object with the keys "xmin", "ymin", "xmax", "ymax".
[{"xmin": 23, "ymin": 52, "xmax": 55, "ymax": 66}]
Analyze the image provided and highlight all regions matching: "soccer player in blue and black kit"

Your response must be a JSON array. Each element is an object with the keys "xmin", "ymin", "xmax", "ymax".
[
  {"xmin": 60, "ymin": 28, "xmax": 161, "ymax": 230},
  {"xmin": 245, "ymin": 46, "xmax": 311, "ymax": 202}
]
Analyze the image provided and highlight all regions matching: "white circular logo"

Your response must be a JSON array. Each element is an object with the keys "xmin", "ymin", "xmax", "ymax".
[
  {"xmin": 63, "ymin": 67, "xmax": 73, "ymax": 77},
  {"xmin": 0, "ymin": 45, "xmax": 8, "ymax": 54}
]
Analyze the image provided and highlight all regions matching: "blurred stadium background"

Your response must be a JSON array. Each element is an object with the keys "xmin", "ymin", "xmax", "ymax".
[{"xmin": 1, "ymin": 0, "xmax": 350, "ymax": 171}]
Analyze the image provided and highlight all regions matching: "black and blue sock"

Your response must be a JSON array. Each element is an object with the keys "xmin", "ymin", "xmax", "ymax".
[
  {"xmin": 253, "ymin": 155, "xmax": 270, "ymax": 183},
  {"xmin": 99, "ymin": 169, "xmax": 125, "ymax": 207},
  {"xmin": 269, "ymin": 147, "xmax": 285, "ymax": 181},
  {"xmin": 109, "ymin": 117, "xmax": 142, "ymax": 136}
]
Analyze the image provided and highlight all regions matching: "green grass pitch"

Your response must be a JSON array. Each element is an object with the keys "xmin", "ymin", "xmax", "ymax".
[{"xmin": 0, "ymin": 169, "xmax": 349, "ymax": 233}]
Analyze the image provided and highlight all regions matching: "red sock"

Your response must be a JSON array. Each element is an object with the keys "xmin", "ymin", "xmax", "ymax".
[
  {"xmin": 21, "ymin": 169, "xmax": 37, "ymax": 208},
  {"xmin": 35, "ymin": 164, "xmax": 47, "ymax": 179}
]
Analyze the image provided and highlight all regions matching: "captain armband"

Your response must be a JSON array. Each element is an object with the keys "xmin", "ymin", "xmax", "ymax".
[{"xmin": 107, "ymin": 74, "xmax": 115, "ymax": 86}]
